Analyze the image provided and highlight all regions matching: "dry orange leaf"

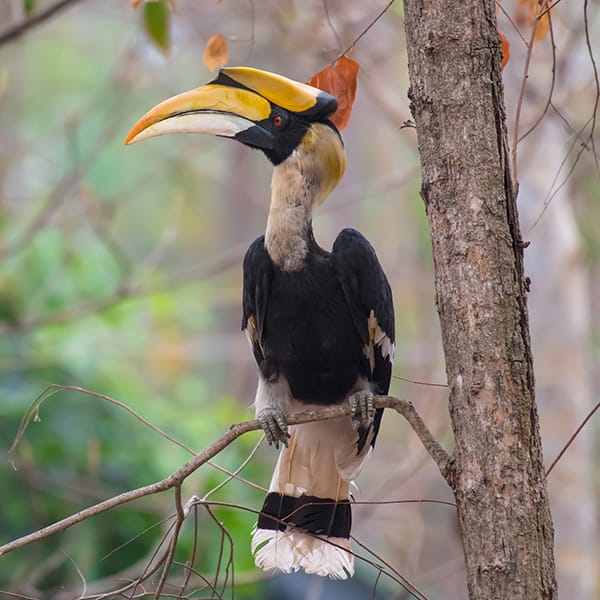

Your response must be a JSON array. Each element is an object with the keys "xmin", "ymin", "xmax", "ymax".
[
  {"xmin": 131, "ymin": 0, "xmax": 163, "ymax": 9},
  {"xmin": 203, "ymin": 34, "xmax": 228, "ymax": 71},
  {"xmin": 499, "ymin": 31, "xmax": 510, "ymax": 69},
  {"xmin": 517, "ymin": 0, "xmax": 552, "ymax": 43},
  {"xmin": 308, "ymin": 56, "xmax": 359, "ymax": 131}
]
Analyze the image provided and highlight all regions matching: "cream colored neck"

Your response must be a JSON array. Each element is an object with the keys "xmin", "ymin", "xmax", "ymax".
[
  {"xmin": 264, "ymin": 123, "xmax": 346, "ymax": 272},
  {"xmin": 265, "ymin": 161, "xmax": 313, "ymax": 271}
]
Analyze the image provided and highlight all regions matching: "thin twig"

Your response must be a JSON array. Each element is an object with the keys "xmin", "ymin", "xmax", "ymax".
[
  {"xmin": 351, "ymin": 534, "xmax": 428, "ymax": 600},
  {"xmin": 323, "ymin": 0, "xmax": 343, "ymax": 50},
  {"xmin": 517, "ymin": 8, "xmax": 557, "ymax": 143},
  {"xmin": 392, "ymin": 374, "xmax": 447, "ymax": 388},
  {"xmin": 334, "ymin": 0, "xmax": 396, "ymax": 62},
  {"xmin": 59, "ymin": 549, "xmax": 87, "ymax": 600},
  {"xmin": 174, "ymin": 503, "xmax": 199, "ymax": 599},
  {"xmin": 100, "ymin": 514, "xmax": 174, "ymax": 563},
  {"xmin": 206, "ymin": 504, "xmax": 235, "ymax": 597},
  {"xmin": 0, "ymin": 0, "xmax": 88, "ymax": 46},
  {"xmin": 91, "ymin": 522, "xmax": 176, "ymax": 600},
  {"xmin": 371, "ymin": 569, "xmax": 383, "ymax": 600},
  {"xmin": 125, "ymin": 520, "xmax": 179, "ymax": 600},
  {"xmin": 495, "ymin": 1, "xmax": 528, "ymax": 46},
  {"xmin": 539, "ymin": 0, "xmax": 564, "ymax": 19},
  {"xmin": 583, "ymin": 0, "xmax": 600, "ymax": 175},
  {"xmin": 0, "ymin": 592, "xmax": 41, "ymax": 600},
  {"xmin": 8, "ymin": 385, "xmax": 197, "ymax": 463},
  {"xmin": 54, "ymin": 494, "xmax": 439, "ymax": 599},
  {"xmin": 243, "ymin": 0, "xmax": 256, "ymax": 64},
  {"xmin": 526, "ymin": 116, "xmax": 593, "ymax": 232},
  {"xmin": 154, "ymin": 486, "xmax": 184, "ymax": 599},
  {"xmin": 511, "ymin": 1, "xmax": 543, "ymax": 196},
  {"xmin": 546, "ymin": 400, "xmax": 600, "ymax": 476},
  {"xmin": 9, "ymin": 383, "xmax": 266, "ymax": 494},
  {"xmin": 202, "ymin": 435, "xmax": 265, "ymax": 501}
]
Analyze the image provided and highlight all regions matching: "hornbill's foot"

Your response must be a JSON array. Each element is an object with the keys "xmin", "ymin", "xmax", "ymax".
[
  {"xmin": 348, "ymin": 390, "xmax": 375, "ymax": 430},
  {"xmin": 257, "ymin": 407, "xmax": 290, "ymax": 449}
]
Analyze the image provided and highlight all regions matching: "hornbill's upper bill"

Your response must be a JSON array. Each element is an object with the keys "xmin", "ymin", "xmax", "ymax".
[{"xmin": 126, "ymin": 67, "xmax": 395, "ymax": 580}]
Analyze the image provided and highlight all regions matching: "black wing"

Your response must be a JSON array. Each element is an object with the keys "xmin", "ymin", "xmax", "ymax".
[
  {"xmin": 332, "ymin": 228, "xmax": 395, "ymax": 445},
  {"xmin": 242, "ymin": 236, "xmax": 273, "ymax": 368}
]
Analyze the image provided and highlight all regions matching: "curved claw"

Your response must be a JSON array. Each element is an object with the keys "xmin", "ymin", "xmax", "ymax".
[
  {"xmin": 257, "ymin": 407, "xmax": 290, "ymax": 449},
  {"xmin": 348, "ymin": 390, "xmax": 375, "ymax": 429}
]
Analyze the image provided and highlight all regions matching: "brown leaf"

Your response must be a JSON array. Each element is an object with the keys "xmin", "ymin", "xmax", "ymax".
[
  {"xmin": 499, "ymin": 31, "xmax": 510, "ymax": 69},
  {"xmin": 308, "ymin": 56, "xmax": 359, "ymax": 131},
  {"xmin": 533, "ymin": 5, "xmax": 551, "ymax": 42},
  {"xmin": 517, "ymin": 0, "xmax": 552, "ymax": 43},
  {"xmin": 131, "ymin": 0, "xmax": 161, "ymax": 9},
  {"xmin": 203, "ymin": 34, "xmax": 228, "ymax": 71}
]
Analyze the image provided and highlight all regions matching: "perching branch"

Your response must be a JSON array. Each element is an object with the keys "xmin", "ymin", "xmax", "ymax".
[{"xmin": 0, "ymin": 395, "xmax": 450, "ymax": 558}]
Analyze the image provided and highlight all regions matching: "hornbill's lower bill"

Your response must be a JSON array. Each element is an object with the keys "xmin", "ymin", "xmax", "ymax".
[{"xmin": 126, "ymin": 67, "xmax": 395, "ymax": 579}]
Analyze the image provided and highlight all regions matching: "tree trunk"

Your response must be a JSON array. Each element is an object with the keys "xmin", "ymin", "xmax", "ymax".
[{"xmin": 402, "ymin": 1, "xmax": 558, "ymax": 598}]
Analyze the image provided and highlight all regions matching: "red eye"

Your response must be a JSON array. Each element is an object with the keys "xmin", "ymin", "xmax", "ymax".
[{"xmin": 273, "ymin": 115, "xmax": 283, "ymax": 127}]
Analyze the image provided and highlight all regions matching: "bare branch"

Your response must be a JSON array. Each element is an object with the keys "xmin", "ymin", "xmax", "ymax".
[
  {"xmin": 0, "ymin": 0, "xmax": 88, "ymax": 47},
  {"xmin": 0, "ymin": 395, "xmax": 450, "ymax": 558},
  {"xmin": 154, "ymin": 486, "xmax": 184, "ymax": 599},
  {"xmin": 583, "ymin": 0, "xmax": 600, "ymax": 175},
  {"xmin": 351, "ymin": 535, "xmax": 428, "ymax": 600},
  {"xmin": 392, "ymin": 374, "xmax": 447, "ymax": 388},
  {"xmin": 334, "ymin": 0, "xmax": 396, "ymax": 62},
  {"xmin": 517, "ymin": 8, "xmax": 557, "ymax": 143},
  {"xmin": 323, "ymin": 0, "xmax": 343, "ymax": 51},
  {"xmin": 511, "ymin": 1, "xmax": 545, "ymax": 195},
  {"xmin": 546, "ymin": 399, "xmax": 600, "ymax": 476},
  {"xmin": 9, "ymin": 384, "xmax": 267, "ymax": 494}
]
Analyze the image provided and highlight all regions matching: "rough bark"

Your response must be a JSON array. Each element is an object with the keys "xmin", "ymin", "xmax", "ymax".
[{"xmin": 402, "ymin": 1, "xmax": 557, "ymax": 598}]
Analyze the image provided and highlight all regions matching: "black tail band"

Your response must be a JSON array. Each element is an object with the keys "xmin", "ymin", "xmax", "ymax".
[{"xmin": 257, "ymin": 492, "xmax": 351, "ymax": 538}]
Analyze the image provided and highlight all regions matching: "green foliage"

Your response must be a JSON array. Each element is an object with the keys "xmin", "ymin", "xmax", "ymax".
[
  {"xmin": 143, "ymin": 0, "xmax": 171, "ymax": 54},
  {"xmin": 577, "ymin": 171, "xmax": 600, "ymax": 264},
  {"xmin": 23, "ymin": 0, "xmax": 36, "ymax": 16},
  {"xmin": 0, "ymin": 5, "xmax": 267, "ymax": 593}
]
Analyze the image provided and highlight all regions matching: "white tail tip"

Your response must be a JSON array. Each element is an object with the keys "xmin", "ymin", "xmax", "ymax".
[{"xmin": 251, "ymin": 527, "xmax": 354, "ymax": 579}]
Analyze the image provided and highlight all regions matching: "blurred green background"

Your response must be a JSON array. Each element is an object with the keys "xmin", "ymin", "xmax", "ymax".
[{"xmin": 0, "ymin": 1, "xmax": 598, "ymax": 598}]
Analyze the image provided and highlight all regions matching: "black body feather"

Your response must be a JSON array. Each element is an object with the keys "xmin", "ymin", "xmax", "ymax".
[{"xmin": 242, "ymin": 227, "xmax": 394, "ymax": 446}]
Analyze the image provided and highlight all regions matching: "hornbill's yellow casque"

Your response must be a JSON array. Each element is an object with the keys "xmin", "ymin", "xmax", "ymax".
[{"xmin": 126, "ymin": 67, "xmax": 395, "ymax": 579}]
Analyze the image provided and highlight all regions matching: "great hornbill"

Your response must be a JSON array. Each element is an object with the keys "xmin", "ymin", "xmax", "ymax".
[{"xmin": 126, "ymin": 67, "xmax": 395, "ymax": 579}]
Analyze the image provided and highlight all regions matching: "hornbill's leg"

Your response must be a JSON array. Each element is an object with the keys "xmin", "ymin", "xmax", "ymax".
[
  {"xmin": 257, "ymin": 407, "xmax": 290, "ymax": 448},
  {"xmin": 348, "ymin": 390, "xmax": 375, "ymax": 429}
]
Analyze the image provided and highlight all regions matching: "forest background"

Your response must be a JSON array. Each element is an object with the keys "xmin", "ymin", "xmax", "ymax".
[{"xmin": 0, "ymin": 1, "xmax": 598, "ymax": 599}]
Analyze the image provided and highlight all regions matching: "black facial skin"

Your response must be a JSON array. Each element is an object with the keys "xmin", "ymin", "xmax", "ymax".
[
  {"xmin": 231, "ymin": 101, "xmax": 342, "ymax": 165},
  {"xmin": 257, "ymin": 106, "xmax": 342, "ymax": 165},
  {"xmin": 256, "ymin": 107, "xmax": 310, "ymax": 165}
]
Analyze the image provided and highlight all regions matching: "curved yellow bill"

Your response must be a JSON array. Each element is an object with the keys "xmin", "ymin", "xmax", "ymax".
[
  {"xmin": 125, "ymin": 66, "xmax": 338, "ymax": 147},
  {"xmin": 220, "ymin": 67, "xmax": 333, "ymax": 115},
  {"xmin": 125, "ymin": 84, "xmax": 272, "ymax": 145}
]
